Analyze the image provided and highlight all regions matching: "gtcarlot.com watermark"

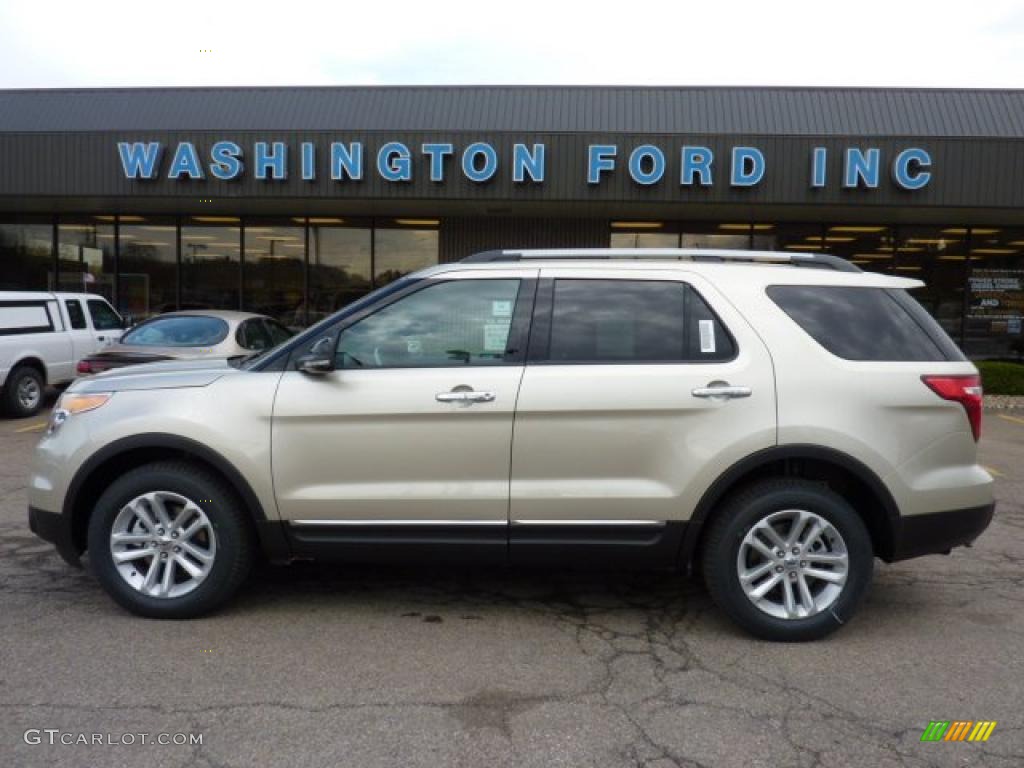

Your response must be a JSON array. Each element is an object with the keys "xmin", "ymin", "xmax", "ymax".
[{"xmin": 24, "ymin": 729, "xmax": 203, "ymax": 746}]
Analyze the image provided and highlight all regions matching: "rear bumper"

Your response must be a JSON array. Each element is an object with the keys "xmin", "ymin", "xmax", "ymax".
[
  {"xmin": 27, "ymin": 505, "xmax": 82, "ymax": 567},
  {"xmin": 890, "ymin": 503, "xmax": 995, "ymax": 561}
]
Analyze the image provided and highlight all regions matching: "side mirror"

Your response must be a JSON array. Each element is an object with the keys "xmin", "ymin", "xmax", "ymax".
[{"xmin": 296, "ymin": 337, "xmax": 335, "ymax": 375}]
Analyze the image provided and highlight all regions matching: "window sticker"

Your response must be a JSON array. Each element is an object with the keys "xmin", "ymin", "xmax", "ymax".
[
  {"xmin": 483, "ymin": 323, "xmax": 509, "ymax": 352},
  {"xmin": 699, "ymin": 319, "xmax": 716, "ymax": 354},
  {"xmin": 491, "ymin": 300, "xmax": 512, "ymax": 318}
]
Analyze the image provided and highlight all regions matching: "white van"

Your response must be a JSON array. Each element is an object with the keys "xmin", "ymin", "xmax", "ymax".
[{"xmin": 0, "ymin": 292, "xmax": 124, "ymax": 417}]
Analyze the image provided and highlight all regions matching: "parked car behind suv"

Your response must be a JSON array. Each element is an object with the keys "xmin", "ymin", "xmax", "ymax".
[
  {"xmin": 0, "ymin": 291, "xmax": 123, "ymax": 417},
  {"xmin": 26, "ymin": 249, "xmax": 994, "ymax": 640},
  {"xmin": 75, "ymin": 310, "xmax": 293, "ymax": 375}
]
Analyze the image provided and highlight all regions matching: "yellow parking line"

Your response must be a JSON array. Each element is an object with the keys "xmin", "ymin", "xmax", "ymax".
[
  {"xmin": 997, "ymin": 413, "xmax": 1024, "ymax": 426},
  {"xmin": 14, "ymin": 421, "xmax": 47, "ymax": 433},
  {"xmin": 982, "ymin": 465, "xmax": 1004, "ymax": 478}
]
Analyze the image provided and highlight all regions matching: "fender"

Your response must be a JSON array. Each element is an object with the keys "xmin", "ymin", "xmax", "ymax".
[
  {"xmin": 677, "ymin": 443, "xmax": 901, "ymax": 567},
  {"xmin": 63, "ymin": 432, "xmax": 291, "ymax": 563}
]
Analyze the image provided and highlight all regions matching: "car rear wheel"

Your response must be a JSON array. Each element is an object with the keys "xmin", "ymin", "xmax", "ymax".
[
  {"xmin": 4, "ymin": 365, "xmax": 44, "ymax": 417},
  {"xmin": 87, "ymin": 461, "xmax": 253, "ymax": 618},
  {"xmin": 701, "ymin": 478, "xmax": 873, "ymax": 641}
]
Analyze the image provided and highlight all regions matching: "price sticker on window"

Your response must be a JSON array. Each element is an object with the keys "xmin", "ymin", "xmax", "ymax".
[
  {"xmin": 491, "ymin": 300, "xmax": 512, "ymax": 318},
  {"xmin": 699, "ymin": 319, "xmax": 716, "ymax": 354}
]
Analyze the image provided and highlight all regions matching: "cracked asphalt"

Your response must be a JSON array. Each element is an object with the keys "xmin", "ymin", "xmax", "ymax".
[{"xmin": 1, "ymin": 405, "xmax": 1022, "ymax": 768}]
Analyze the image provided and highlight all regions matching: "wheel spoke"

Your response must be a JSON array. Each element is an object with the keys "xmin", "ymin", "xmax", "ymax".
[
  {"xmin": 796, "ymin": 573, "xmax": 815, "ymax": 613},
  {"xmin": 180, "ymin": 517, "xmax": 206, "ymax": 540},
  {"xmin": 131, "ymin": 502, "xmax": 158, "ymax": 534},
  {"xmin": 749, "ymin": 572, "xmax": 782, "ymax": 599},
  {"xmin": 804, "ymin": 567, "xmax": 845, "ymax": 584},
  {"xmin": 159, "ymin": 558, "xmax": 175, "ymax": 596},
  {"xmin": 174, "ymin": 553, "xmax": 204, "ymax": 579},
  {"xmin": 785, "ymin": 511, "xmax": 810, "ymax": 547},
  {"xmin": 806, "ymin": 551, "xmax": 847, "ymax": 566},
  {"xmin": 781, "ymin": 577, "xmax": 797, "ymax": 618},
  {"xmin": 747, "ymin": 535, "xmax": 777, "ymax": 560},
  {"xmin": 113, "ymin": 548, "xmax": 154, "ymax": 564},
  {"xmin": 141, "ymin": 559, "xmax": 160, "ymax": 592},
  {"xmin": 111, "ymin": 532, "xmax": 153, "ymax": 545},
  {"xmin": 800, "ymin": 519, "xmax": 823, "ymax": 550},
  {"xmin": 740, "ymin": 560, "xmax": 776, "ymax": 582},
  {"xmin": 149, "ymin": 494, "xmax": 172, "ymax": 529},
  {"xmin": 757, "ymin": 523, "xmax": 788, "ymax": 552},
  {"xmin": 180, "ymin": 540, "xmax": 214, "ymax": 563}
]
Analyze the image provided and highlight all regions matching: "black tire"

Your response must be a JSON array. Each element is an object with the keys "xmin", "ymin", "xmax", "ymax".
[
  {"xmin": 701, "ymin": 478, "xmax": 873, "ymax": 642},
  {"xmin": 87, "ymin": 461, "xmax": 254, "ymax": 619},
  {"xmin": 4, "ymin": 365, "xmax": 45, "ymax": 418}
]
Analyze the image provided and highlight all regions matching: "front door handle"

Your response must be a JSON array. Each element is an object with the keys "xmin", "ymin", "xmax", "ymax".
[
  {"xmin": 692, "ymin": 383, "xmax": 752, "ymax": 400},
  {"xmin": 436, "ymin": 390, "xmax": 496, "ymax": 404}
]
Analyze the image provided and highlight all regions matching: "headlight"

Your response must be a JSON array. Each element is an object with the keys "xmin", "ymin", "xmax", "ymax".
[{"xmin": 47, "ymin": 392, "xmax": 113, "ymax": 435}]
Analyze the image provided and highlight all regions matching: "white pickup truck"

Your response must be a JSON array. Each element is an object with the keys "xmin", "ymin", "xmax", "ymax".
[{"xmin": 0, "ymin": 292, "xmax": 124, "ymax": 417}]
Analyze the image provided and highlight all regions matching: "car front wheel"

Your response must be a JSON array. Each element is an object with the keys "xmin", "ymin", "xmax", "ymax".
[
  {"xmin": 87, "ymin": 461, "xmax": 253, "ymax": 618},
  {"xmin": 701, "ymin": 478, "xmax": 873, "ymax": 641}
]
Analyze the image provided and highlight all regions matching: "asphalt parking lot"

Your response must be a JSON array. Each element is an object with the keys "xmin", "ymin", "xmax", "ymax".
[{"xmin": 1, "ymin": 401, "xmax": 1022, "ymax": 768}]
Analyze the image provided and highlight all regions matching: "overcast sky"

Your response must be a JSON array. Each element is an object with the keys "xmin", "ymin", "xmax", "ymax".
[{"xmin": 1, "ymin": 0, "xmax": 1022, "ymax": 89}]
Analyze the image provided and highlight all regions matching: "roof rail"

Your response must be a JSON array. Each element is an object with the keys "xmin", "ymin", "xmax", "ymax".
[{"xmin": 460, "ymin": 248, "xmax": 862, "ymax": 273}]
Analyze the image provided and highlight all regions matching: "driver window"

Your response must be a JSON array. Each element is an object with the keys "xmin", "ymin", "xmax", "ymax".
[{"xmin": 335, "ymin": 279, "xmax": 520, "ymax": 369}]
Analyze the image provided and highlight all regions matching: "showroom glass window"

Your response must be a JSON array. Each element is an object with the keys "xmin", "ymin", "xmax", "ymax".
[
  {"xmin": 0, "ymin": 216, "xmax": 52, "ymax": 291},
  {"xmin": 680, "ymin": 223, "xmax": 749, "ymax": 250},
  {"xmin": 609, "ymin": 223, "xmax": 679, "ymax": 248},
  {"xmin": 819, "ymin": 225, "xmax": 895, "ymax": 273},
  {"xmin": 58, "ymin": 217, "xmax": 115, "ymax": 299},
  {"xmin": 243, "ymin": 219, "xmax": 305, "ymax": 328},
  {"xmin": 374, "ymin": 221, "xmax": 439, "ymax": 286},
  {"xmin": 118, "ymin": 215, "xmax": 177, "ymax": 320},
  {"xmin": 180, "ymin": 217, "xmax": 240, "ymax": 310},
  {"xmin": 335, "ymin": 279, "xmax": 521, "ymax": 368},
  {"xmin": 308, "ymin": 219, "xmax": 372, "ymax": 324},
  {"xmin": 965, "ymin": 227, "xmax": 1024, "ymax": 359},
  {"xmin": 894, "ymin": 226, "xmax": 969, "ymax": 345}
]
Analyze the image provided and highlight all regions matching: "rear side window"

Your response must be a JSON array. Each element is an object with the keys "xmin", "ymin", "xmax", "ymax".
[
  {"xmin": 547, "ymin": 279, "xmax": 735, "ymax": 363},
  {"xmin": 767, "ymin": 285, "xmax": 963, "ymax": 362},
  {"xmin": 64, "ymin": 299, "xmax": 86, "ymax": 329}
]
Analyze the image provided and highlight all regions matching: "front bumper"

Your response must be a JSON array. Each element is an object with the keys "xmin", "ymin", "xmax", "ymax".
[
  {"xmin": 890, "ymin": 503, "xmax": 995, "ymax": 561},
  {"xmin": 27, "ymin": 506, "xmax": 82, "ymax": 567}
]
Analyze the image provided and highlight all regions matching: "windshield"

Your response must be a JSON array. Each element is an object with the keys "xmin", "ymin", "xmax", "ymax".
[{"xmin": 120, "ymin": 315, "xmax": 230, "ymax": 347}]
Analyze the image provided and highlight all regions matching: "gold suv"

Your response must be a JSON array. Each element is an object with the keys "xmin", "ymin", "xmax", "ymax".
[{"xmin": 27, "ymin": 249, "xmax": 995, "ymax": 640}]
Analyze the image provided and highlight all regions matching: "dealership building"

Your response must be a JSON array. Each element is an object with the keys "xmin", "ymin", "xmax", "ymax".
[{"xmin": 0, "ymin": 85, "xmax": 1022, "ymax": 358}]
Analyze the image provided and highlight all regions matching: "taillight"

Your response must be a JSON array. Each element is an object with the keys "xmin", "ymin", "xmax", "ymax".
[
  {"xmin": 922, "ymin": 374, "xmax": 983, "ymax": 442},
  {"xmin": 76, "ymin": 360, "xmax": 92, "ymax": 374}
]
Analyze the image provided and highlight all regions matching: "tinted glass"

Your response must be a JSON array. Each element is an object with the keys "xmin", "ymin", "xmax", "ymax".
[
  {"xmin": 336, "ymin": 279, "xmax": 520, "ymax": 368},
  {"xmin": 373, "ymin": 227, "xmax": 439, "ymax": 287},
  {"xmin": 265, "ymin": 319, "xmax": 293, "ymax": 346},
  {"xmin": 0, "ymin": 218, "xmax": 52, "ymax": 291},
  {"xmin": 548, "ymin": 280, "xmax": 734, "ymax": 363},
  {"xmin": 767, "ymin": 285, "xmax": 949, "ymax": 361},
  {"xmin": 64, "ymin": 299, "xmax": 86, "ymax": 329},
  {"xmin": 58, "ymin": 219, "xmax": 115, "ymax": 299},
  {"xmin": 180, "ymin": 220, "xmax": 240, "ymax": 310},
  {"xmin": 236, "ymin": 319, "xmax": 272, "ymax": 351},
  {"xmin": 87, "ymin": 299, "xmax": 121, "ymax": 330},
  {"xmin": 308, "ymin": 224, "xmax": 372, "ymax": 323},
  {"xmin": 243, "ymin": 222, "xmax": 305, "ymax": 327},
  {"xmin": 121, "ymin": 315, "xmax": 229, "ymax": 347},
  {"xmin": 119, "ymin": 218, "xmax": 177, "ymax": 320}
]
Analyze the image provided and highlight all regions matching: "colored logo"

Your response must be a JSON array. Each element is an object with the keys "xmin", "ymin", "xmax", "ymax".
[{"xmin": 920, "ymin": 721, "xmax": 997, "ymax": 742}]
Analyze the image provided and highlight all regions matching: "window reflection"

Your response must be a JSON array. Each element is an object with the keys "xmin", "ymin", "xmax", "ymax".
[
  {"xmin": 243, "ymin": 221, "xmax": 305, "ymax": 328},
  {"xmin": 965, "ymin": 227, "xmax": 1024, "ymax": 359},
  {"xmin": 180, "ymin": 218, "xmax": 240, "ymax": 310},
  {"xmin": 119, "ymin": 217, "xmax": 177, "ymax": 319},
  {"xmin": 0, "ymin": 217, "xmax": 52, "ymax": 290},
  {"xmin": 823, "ymin": 225, "xmax": 895, "ymax": 274},
  {"xmin": 58, "ymin": 218, "xmax": 114, "ymax": 298},
  {"xmin": 308, "ymin": 223, "xmax": 372, "ymax": 324},
  {"xmin": 896, "ymin": 226, "xmax": 967, "ymax": 344},
  {"xmin": 374, "ymin": 224, "xmax": 439, "ymax": 286}
]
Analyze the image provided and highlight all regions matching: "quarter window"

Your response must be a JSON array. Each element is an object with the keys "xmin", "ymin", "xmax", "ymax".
[
  {"xmin": 335, "ymin": 279, "xmax": 521, "ymax": 368},
  {"xmin": 547, "ymin": 279, "xmax": 735, "ymax": 363},
  {"xmin": 767, "ymin": 285, "xmax": 955, "ymax": 361}
]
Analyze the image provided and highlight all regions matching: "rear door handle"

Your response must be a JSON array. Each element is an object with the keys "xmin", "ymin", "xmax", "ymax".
[
  {"xmin": 692, "ymin": 384, "xmax": 752, "ymax": 400},
  {"xmin": 436, "ymin": 390, "xmax": 496, "ymax": 404}
]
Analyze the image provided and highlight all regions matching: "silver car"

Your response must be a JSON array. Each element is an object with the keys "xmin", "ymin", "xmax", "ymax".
[{"xmin": 75, "ymin": 310, "xmax": 293, "ymax": 374}]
